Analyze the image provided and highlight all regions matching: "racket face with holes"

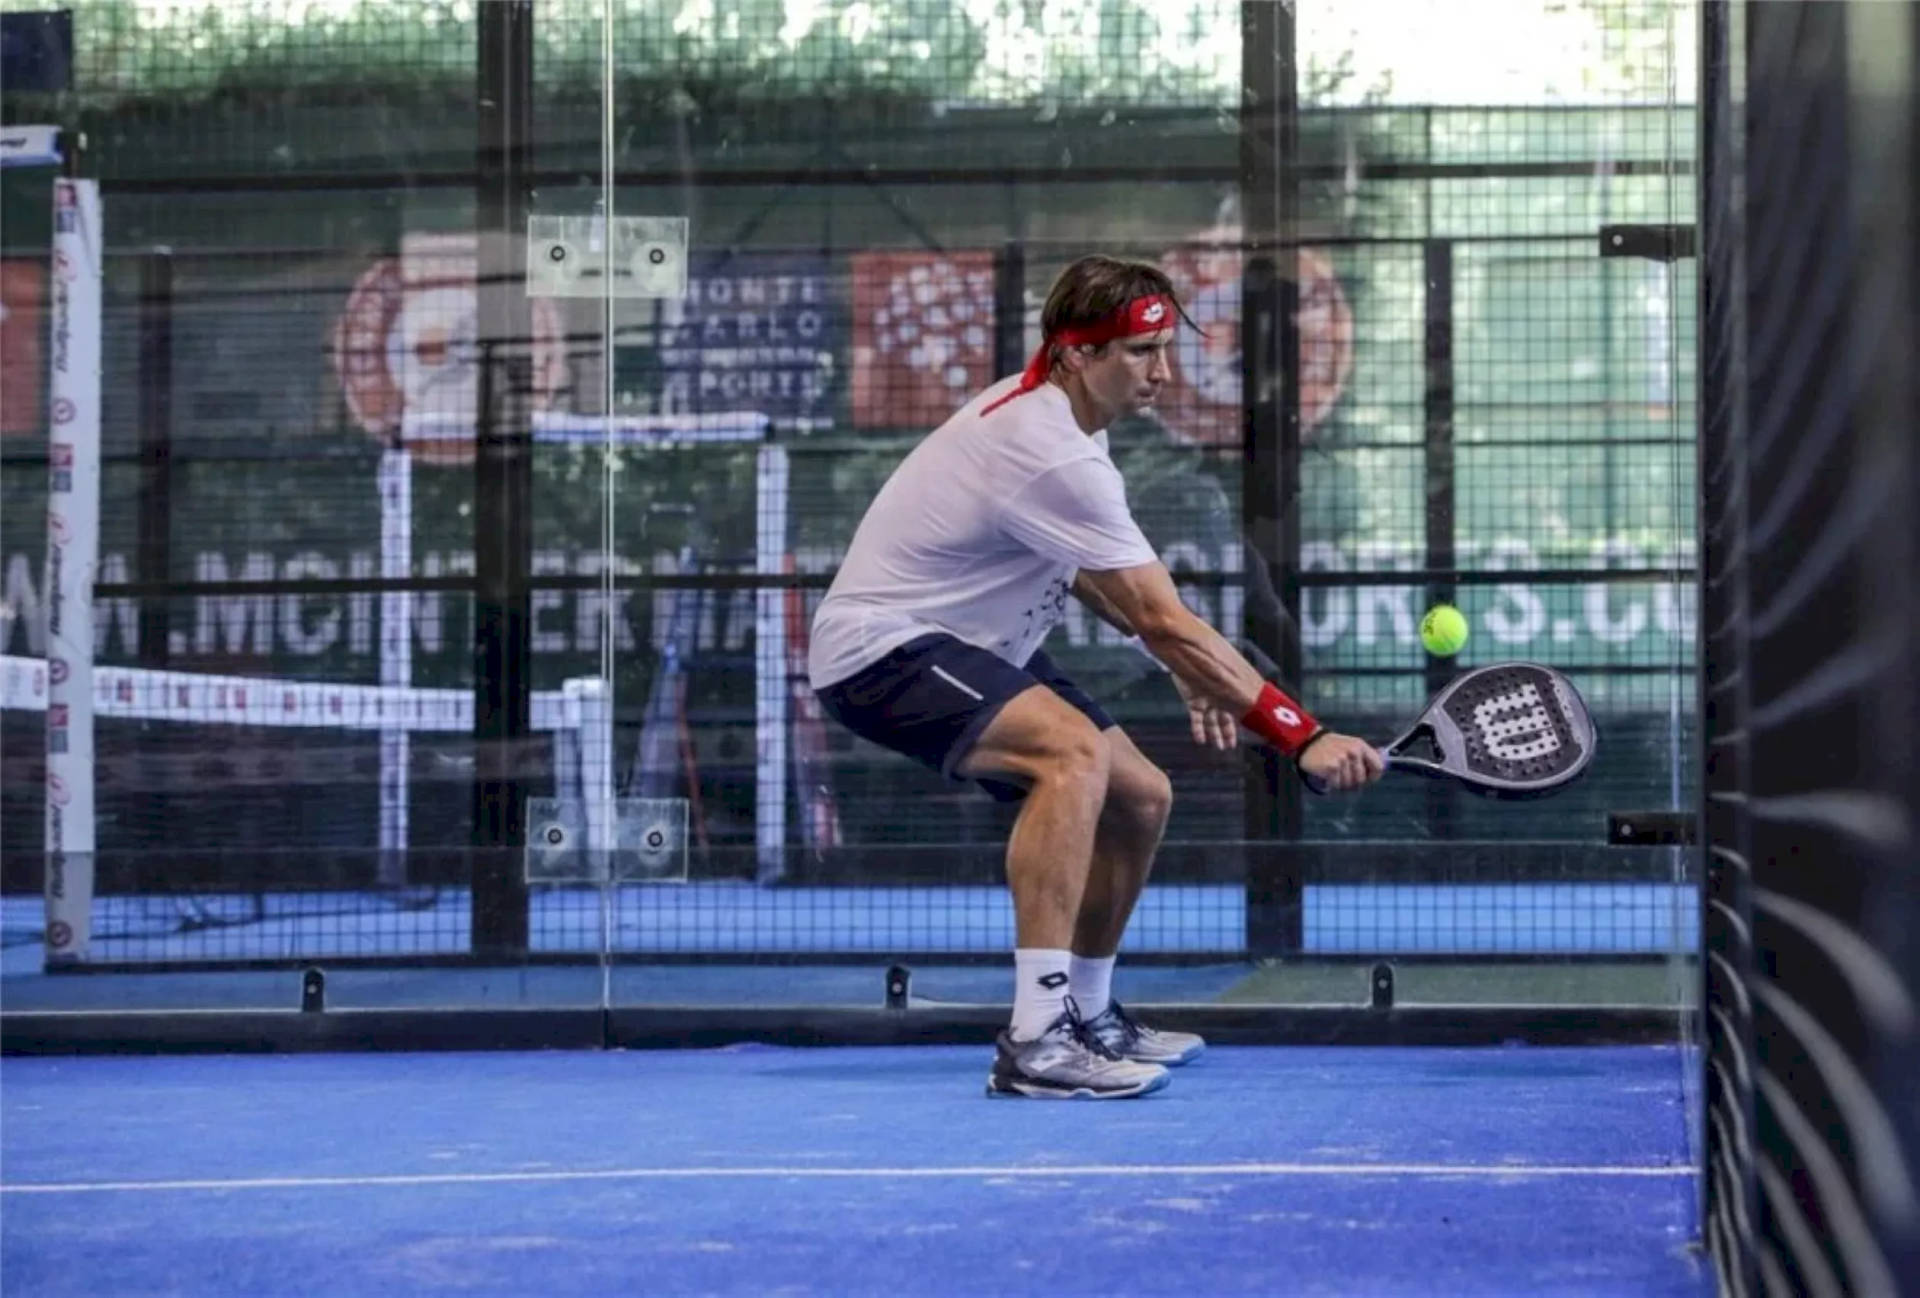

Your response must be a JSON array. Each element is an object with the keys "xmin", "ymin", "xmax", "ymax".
[{"xmin": 1386, "ymin": 662, "xmax": 1596, "ymax": 798}]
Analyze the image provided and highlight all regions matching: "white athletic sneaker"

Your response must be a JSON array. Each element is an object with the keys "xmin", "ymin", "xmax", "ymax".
[
  {"xmin": 986, "ymin": 998, "xmax": 1171, "ymax": 1099},
  {"xmin": 1084, "ymin": 1000, "xmax": 1206, "ymax": 1066}
]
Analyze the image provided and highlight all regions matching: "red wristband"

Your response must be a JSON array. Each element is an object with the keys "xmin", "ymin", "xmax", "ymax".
[{"xmin": 1241, "ymin": 682, "xmax": 1322, "ymax": 757}]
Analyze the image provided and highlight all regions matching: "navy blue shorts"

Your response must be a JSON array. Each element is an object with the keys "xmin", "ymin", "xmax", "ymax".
[{"xmin": 815, "ymin": 633, "xmax": 1115, "ymax": 802}]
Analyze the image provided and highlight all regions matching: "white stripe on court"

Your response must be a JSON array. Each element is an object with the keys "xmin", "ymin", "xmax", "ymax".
[
  {"xmin": 929, "ymin": 665, "xmax": 985, "ymax": 700},
  {"xmin": 0, "ymin": 1162, "xmax": 1693, "ymax": 1195}
]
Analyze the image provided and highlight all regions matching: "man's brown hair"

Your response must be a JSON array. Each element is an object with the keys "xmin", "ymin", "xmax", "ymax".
[{"xmin": 1040, "ymin": 254, "xmax": 1187, "ymax": 340}]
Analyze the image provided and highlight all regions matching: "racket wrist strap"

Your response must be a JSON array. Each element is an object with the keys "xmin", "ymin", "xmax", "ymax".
[
  {"xmin": 1292, "ymin": 727, "xmax": 1333, "ymax": 764},
  {"xmin": 1241, "ymin": 682, "xmax": 1321, "ymax": 757}
]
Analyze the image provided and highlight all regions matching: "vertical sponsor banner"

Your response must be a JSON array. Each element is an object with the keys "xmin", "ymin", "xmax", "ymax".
[
  {"xmin": 44, "ymin": 178, "xmax": 101, "ymax": 964},
  {"xmin": 850, "ymin": 251, "xmax": 996, "ymax": 430},
  {"xmin": 377, "ymin": 448, "xmax": 412, "ymax": 885},
  {"xmin": 753, "ymin": 445, "xmax": 789, "ymax": 883}
]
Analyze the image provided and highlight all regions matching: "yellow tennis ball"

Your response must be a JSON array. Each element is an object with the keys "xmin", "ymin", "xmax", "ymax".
[{"xmin": 1420, "ymin": 604, "xmax": 1468, "ymax": 656}]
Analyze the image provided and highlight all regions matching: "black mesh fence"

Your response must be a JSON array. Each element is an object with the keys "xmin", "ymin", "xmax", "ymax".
[{"xmin": 2, "ymin": 1, "xmax": 1696, "ymax": 973}]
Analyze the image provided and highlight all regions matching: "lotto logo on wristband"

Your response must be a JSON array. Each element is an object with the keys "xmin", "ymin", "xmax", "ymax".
[{"xmin": 1242, "ymin": 682, "xmax": 1320, "ymax": 756}]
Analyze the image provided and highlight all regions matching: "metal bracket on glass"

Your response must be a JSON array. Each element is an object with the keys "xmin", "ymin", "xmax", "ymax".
[
  {"xmin": 525, "ymin": 797, "xmax": 604, "ymax": 883},
  {"xmin": 526, "ymin": 213, "xmax": 688, "ymax": 300},
  {"xmin": 526, "ymin": 796, "xmax": 690, "ymax": 883},
  {"xmin": 616, "ymin": 797, "xmax": 689, "ymax": 883}
]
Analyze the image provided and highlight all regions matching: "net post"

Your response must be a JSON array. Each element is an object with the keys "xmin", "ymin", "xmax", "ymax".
[
  {"xmin": 754, "ymin": 442, "xmax": 790, "ymax": 884},
  {"xmin": 567, "ymin": 677, "xmax": 615, "ymax": 864},
  {"xmin": 42, "ymin": 173, "xmax": 102, "ymax": 968},
  {"xmin": 377, "ymin": 448, "xmax": 413, "ymax": 890},
  {"xmin": 552, "ymin": 681, "xmax": 583, "ymax": 811}
]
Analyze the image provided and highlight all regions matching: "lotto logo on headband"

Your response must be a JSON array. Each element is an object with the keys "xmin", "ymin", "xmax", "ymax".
[{"xmin": 1143, "ymin": 301, "xmax": 1166, "ymax": 324}]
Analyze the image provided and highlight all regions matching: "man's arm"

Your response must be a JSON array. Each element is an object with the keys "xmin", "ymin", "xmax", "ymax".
[
  {"xmin": 1076, "ymin": 563, "xmax": 1265, "ymax": 711},
  {"xmin": 1070, "ymin": 572, "xmax": 1138, "ymax": 637},
  {"xmin": 1077, "ymin": 560, "xmax": 1384, "ymax": 790}
]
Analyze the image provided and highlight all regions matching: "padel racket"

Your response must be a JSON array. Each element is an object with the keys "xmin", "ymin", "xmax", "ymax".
[{"xmin": 1305, "ymin": 662, "xmax": 1596, "ymax": 800}]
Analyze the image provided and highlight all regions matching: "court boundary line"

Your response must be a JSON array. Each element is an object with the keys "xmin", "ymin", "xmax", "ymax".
[{"xmin": 2, "ymin": 1162, "xmax": 1694, "ymax": 1195}]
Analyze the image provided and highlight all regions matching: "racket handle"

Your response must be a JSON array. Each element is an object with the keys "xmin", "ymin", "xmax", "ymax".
[{"xmin": 1298, "ymin": 747, "xmax": 1390, "ymax": 796}]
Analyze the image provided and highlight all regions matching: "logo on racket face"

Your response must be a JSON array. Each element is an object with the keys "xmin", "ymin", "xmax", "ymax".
[{"xmin": 1471, "ymin": 684, "xmax": 1562, "ymax": 763}]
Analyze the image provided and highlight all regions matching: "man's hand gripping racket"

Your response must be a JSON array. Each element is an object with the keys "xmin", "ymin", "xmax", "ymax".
[{"xmin": 1300, "ymin": 662, "xmax": 1597, "ymax": 800}]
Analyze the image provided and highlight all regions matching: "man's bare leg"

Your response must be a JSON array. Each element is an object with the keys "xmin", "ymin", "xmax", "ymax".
[
  {"xmin": 957, "ymin": 685, "xmax": 1110, "ymax": 1039},
  {"xmin": 1072, "ymin": 727, "xmax": 1173, "ymax": 961},
  {"xmin": 955, "ymin": 685, "xmax": 1112, "ymax": 951},
  {"xmin": 962, "ymin": 687, "xmax": 1175, "ymax": 1095}
]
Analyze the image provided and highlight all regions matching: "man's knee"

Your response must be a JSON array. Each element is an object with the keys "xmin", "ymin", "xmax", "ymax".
[{"xmin": 1108, "ymin": 757, "xmax": 1174, "ymax": 833}]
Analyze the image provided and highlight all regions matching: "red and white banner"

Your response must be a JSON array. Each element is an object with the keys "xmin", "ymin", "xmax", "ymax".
[
  {"xmin": 44, "ymin": 178, "xmax": 100, "ymax": 963},
  {"xmin": 330, "ymin": 233, "xmax": 569, "ymax": 464},
  {"xmin": 0, "ymin": 259, "xmax": 45, "ymax": 435},
  {"xmin": 850, "ymin": 251, "xmax": 997, "ymax": 430}
]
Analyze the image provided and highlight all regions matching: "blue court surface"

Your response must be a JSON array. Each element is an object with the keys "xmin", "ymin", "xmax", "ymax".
[{"xmin": 1, "ymin": 1045, "xmax": 1708, "ymax": 1297}]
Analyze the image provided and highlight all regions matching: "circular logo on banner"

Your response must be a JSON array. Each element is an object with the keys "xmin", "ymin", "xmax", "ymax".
[
  {"xmin": 48, "ymin": 513, "xmax": 71, "ymax": 544},
  {"xmin": 1158, "ymin": 224, "xmax": 1354, "ymax": 447},
  {"xmin": 50, "ymin": 398, "xmax": 74, "ymax": 425},
  {"xmin": 46, "ymin": 772, "xmax": 70, "ymax": 806},
  {"xmin": 47, "ymin": 921, "xmax": 73, "ymax": 950},
  {"xmin": 330, "ymin": 253, "xmax": 568, "ymax": 465},
  {"xmin": 52, "ymin": 249, "xmax": 76, "ymax": 282},
  {"xmin": 853, "ymin": 252, "xmax": 996, "ymax": 429},
  {"xmin": 47, "ymin": 658, "xmax": 67, "ymax": 686}
]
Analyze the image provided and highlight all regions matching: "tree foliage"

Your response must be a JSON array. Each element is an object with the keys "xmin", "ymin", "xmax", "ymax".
[{"xmin": 24, "ymin": 0, "xmax": 1390, "ymax": 112}]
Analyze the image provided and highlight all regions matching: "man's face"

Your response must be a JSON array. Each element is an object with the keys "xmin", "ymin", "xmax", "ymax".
[{"xmin": 1074, "ymin": 327, "xmax": 1174, "ymax": 420}]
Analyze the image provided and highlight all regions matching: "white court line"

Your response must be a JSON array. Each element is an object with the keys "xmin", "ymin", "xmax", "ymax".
[{"xmin": 1, "ymin": 1163, "xmax": 1693, "ymax": 1195}]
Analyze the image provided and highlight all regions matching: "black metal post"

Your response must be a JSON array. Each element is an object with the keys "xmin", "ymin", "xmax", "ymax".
[
  {"xmin": 1697, "ymin": 3, "xmax": 1757, "ymax": 1289},
  {"xmin": 1422, "ymin": 240, "xmax": 1456, "ymax": 840},
  {"xmin": 136, "ymin": 252, "xmax": 173, "ymax": 668},
  {"xmin": 1240, "ymin": 0, "xmax": 1303, "ymax": 958},
  {"xmin": 471, "ymin": 0, "xmax": 535, "ymax": 956},
  {"xmin": 993, "ymin": 240, "xmax": 1026, "ymax": 380}
]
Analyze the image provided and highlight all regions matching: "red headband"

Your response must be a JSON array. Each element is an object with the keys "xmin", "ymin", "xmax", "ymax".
[{"xmin": 1003, "ymin": 293, "xmax": 1179, "ymax": 402}]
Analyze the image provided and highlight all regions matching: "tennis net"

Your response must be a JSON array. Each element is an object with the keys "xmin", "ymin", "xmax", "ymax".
[{"xmin": 2, "ymin": 654, "xmax": 612, "ymax": 962}]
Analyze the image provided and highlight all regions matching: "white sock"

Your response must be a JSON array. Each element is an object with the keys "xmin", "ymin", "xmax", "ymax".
[
  {"xmin": 1070, "ymin": 954, "xmax": 1116, "ymax": 1019},
  {"xmin": 1010, "ymin": 948, "xmax": 1074, "ymax": 1040}
]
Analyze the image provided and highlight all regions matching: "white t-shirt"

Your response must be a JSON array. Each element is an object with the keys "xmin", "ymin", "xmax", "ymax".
[{"xmin": 809, "ymin": 376, "xmax": 1160, "ymax": 689}]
